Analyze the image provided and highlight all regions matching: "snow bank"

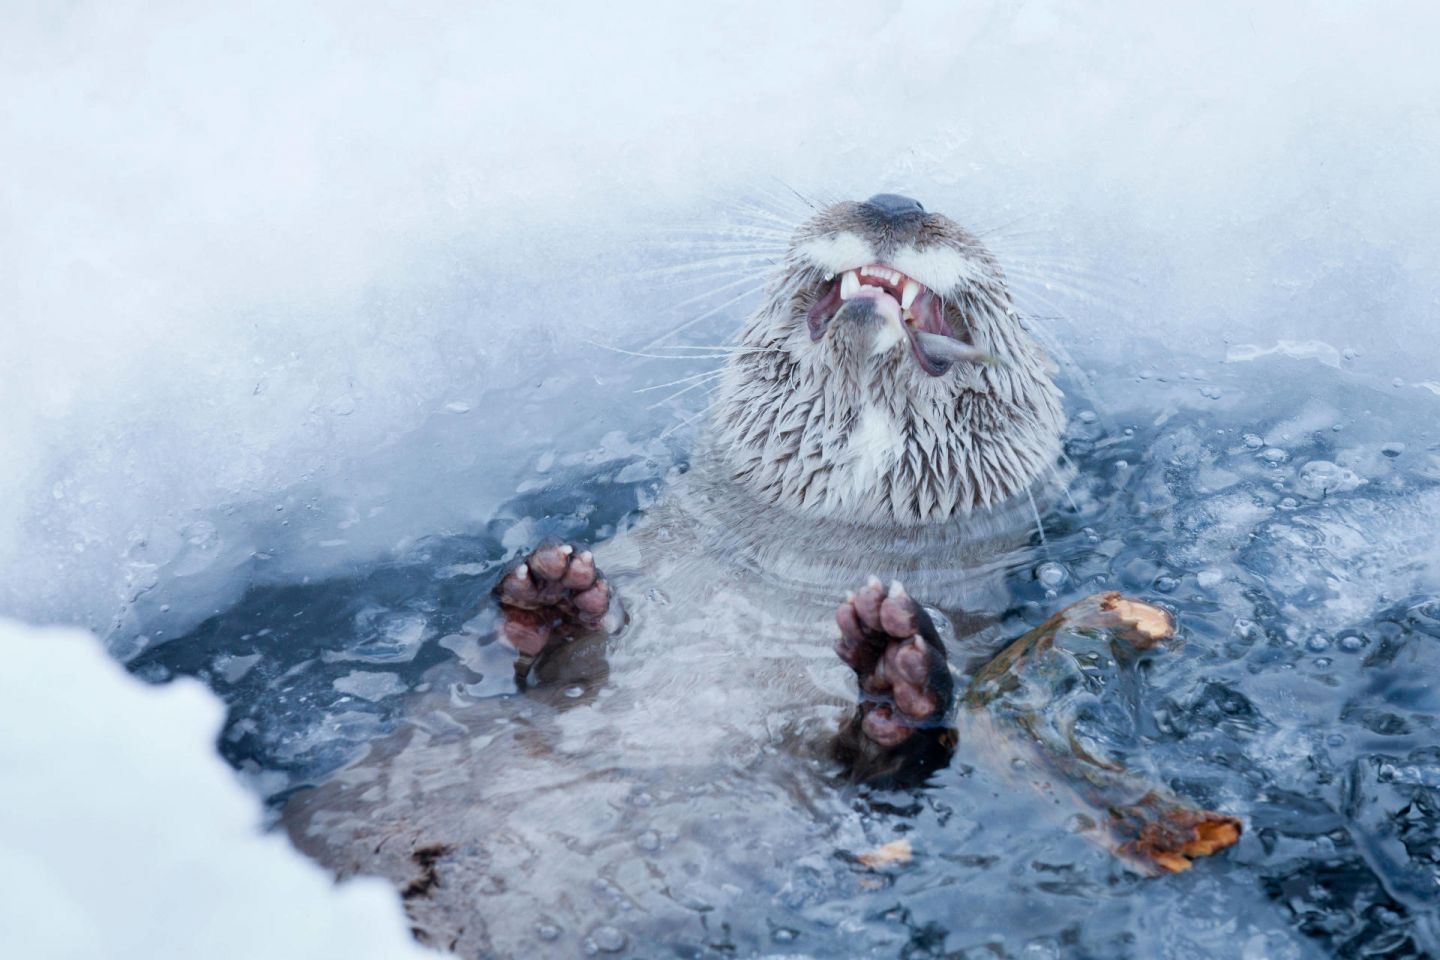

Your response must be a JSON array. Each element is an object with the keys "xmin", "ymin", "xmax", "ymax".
[{"xmin": 0, "ymin": 619, "xmax": 433, "ymax": 960}]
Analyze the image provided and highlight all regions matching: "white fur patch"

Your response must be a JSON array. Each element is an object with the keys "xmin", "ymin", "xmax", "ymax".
[
  {"xmin": 890, "ymin": 245, "xmax": 987, "ymax": 294},
  {"xmin": 869, "ymin": 316, "xmax": 906, "ymax": 356},
  {"xmin": 798, "ymin": 232, "xmax": 873, "ymax": 276},
  {"xmin": 835, "ymin": 404, "xmax": 900, "ymax": 504}
]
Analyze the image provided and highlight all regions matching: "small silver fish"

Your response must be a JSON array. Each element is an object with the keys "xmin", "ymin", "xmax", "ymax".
[{"xmin": 913, "ymin": 330, "xmax": 1006, "ymax": 369}]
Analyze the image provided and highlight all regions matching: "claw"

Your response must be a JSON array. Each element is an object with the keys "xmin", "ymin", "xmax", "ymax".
[
  {"xmin": 562, "ymin": 552, "xmax": 597, "ymax": 590},
  {"xmin": 853, "ymin": 580, "xmax": 884, "ymax": 631},
  {"xmin": 887, "ymin": 637, "xmax": 929, "ymax": 686},
  {"xmin": 879, "ymin": 590, "xmax": 918, "ymax": 638},
  {"xmin": 529, "ymin": 544, "xmax": 570, "ymax": 581},
  {"xmin": 572, "ymin": 581, "xmax": 611, "ymax": 619}
]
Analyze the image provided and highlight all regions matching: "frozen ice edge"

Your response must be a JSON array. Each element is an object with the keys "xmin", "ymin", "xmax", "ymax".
[{"xmin": 0, "ymin": 618, "xmax": 435, "ymax": 960}]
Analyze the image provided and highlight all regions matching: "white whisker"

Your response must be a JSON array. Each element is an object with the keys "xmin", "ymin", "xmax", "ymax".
[
  {"xmin": 1011, "ymin": 299, "xmax": 1113, "ymax": 429},
  {"xmin": 646, "ymin": 372, "xmax": 726, "ymax": 409},
  {"xmin": 637, "ymin": 253, "xmax": 781, "ymax": 281},
  {"xmin": 581, "ymin": 340, "xmax": 729, "ymax": 362},
  {"xmin": 1057, "ymin": 451, "xmax": 1083, "ymax": 513},
  {"xmin": 1006, "ymin": 272, "xmax": 1139, "ymax": 312},
  {"xmin": 660, "ymin": 405, "xmax": 712, "ymax": 439},
  {"xmin": 650, "ymin": 225, "xmax": 793, "ymax": 244},
  {"xmin": 1025, "ymin": 487, "xmax": 1050, "ymax": 550},
  {"xmin": 634, "ymin": 367, "xmax": 727, "ymax": 394},
  {"xmin": 640, "ymin": 235, "xmax": 789, "ymax": 252},
  {"xmin": 582, "ymin": 338, "xmax": 784, "ymax": 363},
  {"xmin": 642, "ymin": 283, "xmax": 769, "ymax": 350},
  {"xmin": 668, "ymin": 271, "xmax": 772, "ymax": 311}
]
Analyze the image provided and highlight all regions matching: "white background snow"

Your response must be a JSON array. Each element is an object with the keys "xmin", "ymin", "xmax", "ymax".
[{"xmin": 2, "ymin": 1, "xmax": 1439, "ymax": 957}]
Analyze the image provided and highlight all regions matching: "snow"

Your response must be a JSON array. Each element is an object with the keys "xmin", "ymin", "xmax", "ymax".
[
  {"xmin": 0, "ymin": 618, "xmax": 434, "ymax": 960},
  {"xmin": 4, "ymin": 1, "xmax": 1440, "ymax": 636}
]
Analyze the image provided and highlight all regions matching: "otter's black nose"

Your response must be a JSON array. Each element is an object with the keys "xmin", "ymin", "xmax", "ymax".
[{"xmin": 863, "ymin": 193, "xmax": 926, "ymax": 221}]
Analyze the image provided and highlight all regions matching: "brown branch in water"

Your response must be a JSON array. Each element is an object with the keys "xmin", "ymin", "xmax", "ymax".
[{"xmin": 963, "ymin": 592, "xmax": 1241, "ymax": 876}]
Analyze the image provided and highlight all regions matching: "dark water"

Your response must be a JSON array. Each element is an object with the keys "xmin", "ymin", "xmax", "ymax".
[{"xmin": 125, "ymin": 352, "xmax": 1440, "ymax": 958}]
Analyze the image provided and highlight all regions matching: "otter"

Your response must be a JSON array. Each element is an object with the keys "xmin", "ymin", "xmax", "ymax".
[{"xmin": 282, "ymin": 195, "xmax": 1239, "ymax": 957}]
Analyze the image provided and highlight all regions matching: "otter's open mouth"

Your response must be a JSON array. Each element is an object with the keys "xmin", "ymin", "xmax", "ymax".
[{"xmin": 805, "ymin": 264, "xmax": 964, "ymax": 376}]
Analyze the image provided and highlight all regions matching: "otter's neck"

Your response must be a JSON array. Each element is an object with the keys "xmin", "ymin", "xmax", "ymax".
[{"xmin": 645, "ymin": 442, "xmax": 1071, "ymax": 612}]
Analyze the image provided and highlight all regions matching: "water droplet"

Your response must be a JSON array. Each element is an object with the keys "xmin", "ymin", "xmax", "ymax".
[
  {"xmin": 1035, "ymin": 562, "xmax": 1069, "ymax": 589},
  {"xmin": 564, "ymin": 684, "xmax": 585, "ymax": 699},
  {"xmin": 1261, "ymin": 447, "xmax": 1289, "ymax": 464},
  {"xmin": 1022, "ymin": 941, "xmax": 1062, "ymax": 960},
  {"xmin": 771, "ymin": 927, "xmax": 800, "ymax": 944},
  {"xmin": 1296, "ymin": 460, "xmax": 1362, "ymax": 499},
  {"xmin": 1154, "ymin": 576, "xmax": 1178, "ymax": 594},
  {"xmin": 1242, "ymin": 433, "xmax": 1264, "ymax": 449},
  {"xmin": 589, "ymin": 925, "xmax": 626, "ymax": 953},
  {"xmin": 1306, "ymin": 635, "xmax": 1330, "ymax": 652},
  {"xmin": 1339, "ymin": 634, "xmax": 1368, "ymax": 653}
]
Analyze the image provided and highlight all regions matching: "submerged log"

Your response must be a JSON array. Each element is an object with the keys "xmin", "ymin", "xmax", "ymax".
[{"xmin": 962, "ymin": 592, "xmax": 1241, "ymax": 875}]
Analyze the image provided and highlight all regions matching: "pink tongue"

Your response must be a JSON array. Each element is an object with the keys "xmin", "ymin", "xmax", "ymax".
[
  {"xmin": 909, "ymin": 288, "xmax": 947, "ymax": 336},
  {"xmin": 848, "ymin": 285, "xmax": 901, "ymax": 325}
]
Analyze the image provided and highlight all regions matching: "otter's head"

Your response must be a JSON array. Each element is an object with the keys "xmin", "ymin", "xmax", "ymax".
[{"xmin": 712, "ymin": 193, "xmax": 1065, "ymax": 526}]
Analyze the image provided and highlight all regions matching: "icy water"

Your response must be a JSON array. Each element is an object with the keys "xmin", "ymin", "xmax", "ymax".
[{"xmin": 123, "ymin": 351, "xmax": 1440, "ymax": 959}]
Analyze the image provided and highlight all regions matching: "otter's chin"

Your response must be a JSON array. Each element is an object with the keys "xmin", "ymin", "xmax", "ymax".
[{"xmin": 806, "ymin": 263, "xmax": 968, "ymax": 376}]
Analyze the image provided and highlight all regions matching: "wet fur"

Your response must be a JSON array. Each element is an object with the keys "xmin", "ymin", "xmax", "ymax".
[{"xmin": 714, "ymin": 201, "xmax": 1065, "ymax": 524}]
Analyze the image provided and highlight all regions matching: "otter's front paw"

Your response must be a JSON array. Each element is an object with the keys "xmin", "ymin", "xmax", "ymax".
[
  {"xmin": 835, "ymin": 577, "xmax": 954, "ymax": 749},
  {"xmin": 495, "ymin": 542, "xmax": 611, "ymax": 658}
]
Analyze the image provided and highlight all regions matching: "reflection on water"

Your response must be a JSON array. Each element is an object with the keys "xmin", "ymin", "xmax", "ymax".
[{"xmin": 128, "ymin": 354, "xmax": 1440, "ymax": 958}]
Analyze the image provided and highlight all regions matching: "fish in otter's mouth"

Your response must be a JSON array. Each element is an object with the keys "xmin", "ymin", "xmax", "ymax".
[{"xmin": 805, "ymin": 262, "xmax": 992, "ymax": 375}]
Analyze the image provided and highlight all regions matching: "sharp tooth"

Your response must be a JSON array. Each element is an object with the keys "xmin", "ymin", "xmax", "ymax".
[
  {"xmin": 901, "ymin": 280, "xmax": 919, "ymax": 310},
  {"xmin": 840, "ymin": 270, "xmax": 860, "ymax": 299}
]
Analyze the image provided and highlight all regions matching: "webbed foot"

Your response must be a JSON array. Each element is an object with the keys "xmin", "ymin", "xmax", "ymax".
[
  {"xmin": 834, "ymin": 577, "xmax": 956, "ymax": 783},
  {"xmin": 495, "ymin": 542, "xmax": 612, "ymax": 685}
]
